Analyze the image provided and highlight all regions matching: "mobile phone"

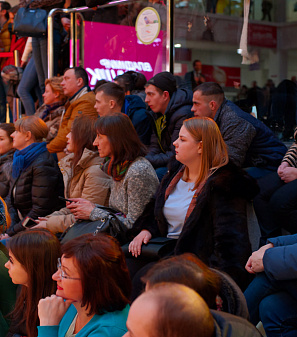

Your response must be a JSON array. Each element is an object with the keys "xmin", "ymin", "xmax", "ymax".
[
  {"xmin": 22, "ymin": 216, "xmax": 37, "ymax": 228},
  {"xmin": 58, "ymin": 196, "xmax": 73, "ymax": 203}
]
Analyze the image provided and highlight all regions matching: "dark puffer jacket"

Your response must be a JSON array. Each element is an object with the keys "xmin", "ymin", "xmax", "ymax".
[
  {"xmin": 0, "ymin": 149, "xmax": 14, "ymax": 199},
  {"xmin": 146, "ymin": 88, "xmax": 193, "ymax": 168},
  {"xmin": 122, "ymin": 95, "xmax": 152, "ymax": 146},
  {"xmin": 131, "ymin": 160, "xmax": 259, "ymax": 290},
  {"xmin": 6, "ymin": 151, "xmax": 65, "ymax": 236}
]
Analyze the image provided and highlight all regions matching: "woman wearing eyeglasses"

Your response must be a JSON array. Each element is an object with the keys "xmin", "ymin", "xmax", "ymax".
[
  {"xmin": 4, "ymin": 229, "xmax": 61, "ymax": 337},
  {"xmin": 37, "ymin": 233, "xmax": 131, "ymax": 337}
]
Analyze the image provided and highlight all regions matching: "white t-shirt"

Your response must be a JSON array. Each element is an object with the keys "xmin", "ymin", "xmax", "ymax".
[{"xmin": 163, "ymin": 178, "xmax": 196, "ymax": 239}]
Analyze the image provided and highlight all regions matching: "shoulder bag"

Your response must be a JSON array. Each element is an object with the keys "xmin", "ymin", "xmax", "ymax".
[
  {"xmin": 59, "ymin": 206, "xmax": 128, "ymax": 245},
  {"xmin": 14, "ymin": 0, "xmax": 47, "ymax": 37},
  {"xmin": 121, "ymin": 237, "xmax": 177, "ymax": 261}
]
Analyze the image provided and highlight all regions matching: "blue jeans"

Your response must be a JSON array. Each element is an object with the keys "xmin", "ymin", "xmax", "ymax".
[
  {"xmin": 32, "ymin": 29, "xmax": 61, "ymax": 94},
  {"xmin": 155, "ymin": 167, "xmax": 168, "ymax": 182},
  {"xmin": 245, "ymin": 273, "xmax": 297, "ymax": 337},
  {"xmin": 254, "ymin": 172, "xmax": 297, "ymax": 246},
  {"xmin": 0, "ymin": 76, "xmax": 6, "ymax": 123},
  {"xmin": 244, "ymin": 166, "xmax": 275, "ymax": 179},
  {"xmin": 17, "ymin": 57, "xmax": 42, "ymax": 116}
]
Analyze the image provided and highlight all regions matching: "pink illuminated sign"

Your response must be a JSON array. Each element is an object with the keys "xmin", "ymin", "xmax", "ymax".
[{"xmin": 84, "ymin": 21, "xmax": 163, "ymax": 87}]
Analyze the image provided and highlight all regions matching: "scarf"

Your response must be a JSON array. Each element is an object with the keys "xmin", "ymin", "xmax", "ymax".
[
  {"xmin": 154, "ymin": 114, "xmax": 167, "ymax": 153},
  {"xmin": 39, "ymin": 101, "xmax": 64, "ymax": 120},
  {"xmin": 12, "ymin": 142, "xmax": 47, "ymax": 179},
  {"xmin": 101, "ymin": 157, "xmax": 131, "ymax": 181}
]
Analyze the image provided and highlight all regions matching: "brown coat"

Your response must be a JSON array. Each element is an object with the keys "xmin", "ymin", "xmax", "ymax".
[
  {"xmin": 45, "ymin": 148, "xmax": 111, "ymax": 233},
  {"xmin": 0, "ymin": 20, "xmax": 11, "ymax": 69},
  {"xmin": 47, "ymin": 91, "xmax": 97, "ymax": 154}
]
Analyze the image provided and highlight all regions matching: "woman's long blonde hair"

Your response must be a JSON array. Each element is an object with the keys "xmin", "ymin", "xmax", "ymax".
[{"xmin": 183, "ymin": 117, "xmax": 229, "ymax": 190}]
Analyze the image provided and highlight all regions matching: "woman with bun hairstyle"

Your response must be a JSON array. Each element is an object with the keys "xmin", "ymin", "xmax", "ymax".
[
  {"xmin": 5, "ymin": 229, "xmax": 61, "ymax": 337},
  {"xmin": 35, "ymin": 77, "xmax": 67, "ymax": 143},
  {"xmin": 0, "ymin": 123, "xmax": 15, "ymax": 198},
  {"xmin": 1, "ymin": 116, "xmax": 64, "ymax": 239}
]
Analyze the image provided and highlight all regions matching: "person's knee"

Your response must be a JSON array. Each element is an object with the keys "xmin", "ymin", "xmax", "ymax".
[{"xmin": 260, "ymin": 293, "xmax": 297, "ymax": 336}]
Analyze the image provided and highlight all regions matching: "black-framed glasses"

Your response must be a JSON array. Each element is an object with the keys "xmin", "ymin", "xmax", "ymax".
[{"xmin": 57, "ymin": 258, "xmax": 81, "ymax": 280}]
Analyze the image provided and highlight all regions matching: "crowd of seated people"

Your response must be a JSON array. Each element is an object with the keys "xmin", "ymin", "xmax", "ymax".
[{"xmin": 0, "ymin": 64, "xmax": 297, "ymax": 337}]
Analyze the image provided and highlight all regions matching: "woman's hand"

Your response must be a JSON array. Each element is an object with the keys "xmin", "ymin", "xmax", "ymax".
[
  {"xmin": 245, "ymin": 243, "xmax": 274, "ymax": 274},
  {"xmin": 278, "ymin": 167, "xmax": 297, "ymax": 183},
  {"xmin": 0, "ymin": 233, "xmax": 9, "ymax": 240},
  {"xmin": 33, "ymin": 218, "xmax": 48, "ymax": 229},
  {"xmin": 277, "ymin": 162, "xmax": 289, "ymax": 177},
  {"xmin": 129, "ymin": 230, "xmax": 152, "ymax": 258},
  {"xmin": 66, "ymin": 198, "xmax": 95, "ymax": 220},
  {"xmin": 38, "ymin": 295, "xmax": 73, "ymax": 326}
]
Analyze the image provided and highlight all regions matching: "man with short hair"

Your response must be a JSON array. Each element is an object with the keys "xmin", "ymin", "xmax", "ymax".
[
  {"xmin": 47, "ymin": 67, "xmax": 97, "ymax": 157},
  {"xmin": 145, "ymin": 71, "xmax": 193, "ymax": 180},
  {"xmin": 191, "ymin": 82, "xmax": 287, "ymax": 178},
  {"xmin": 184, "ymin": 59, "xmax": 206, "ymax": 90},
  {"xmin": 124, "ymin": 283, "xmax": 215, "ymax": 337},
  {"xmin": 124, "ymin": 283, "xmax": 261, "ymax": 337},
  {"xmin": 94, "ymin": 82, "xmax": 151, "ymax": 145}
]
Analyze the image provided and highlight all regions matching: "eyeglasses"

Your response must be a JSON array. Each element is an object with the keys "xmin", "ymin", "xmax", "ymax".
[{"xmin": 57, "ymin": 258, "xmax": 81, "ymax": 280}]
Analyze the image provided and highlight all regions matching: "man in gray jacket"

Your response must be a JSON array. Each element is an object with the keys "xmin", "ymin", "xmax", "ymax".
[{"xmin": 191, "ymin": 82, "xmax": 287, "ymax": 178}]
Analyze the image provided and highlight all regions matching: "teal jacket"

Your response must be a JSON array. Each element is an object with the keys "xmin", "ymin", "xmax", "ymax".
[{"xmin": 37, "ymin": 304, "xmax": 129, "ymax": 337}]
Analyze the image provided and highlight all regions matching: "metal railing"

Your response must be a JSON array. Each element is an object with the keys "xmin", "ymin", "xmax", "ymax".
[
  {"xmin": 0, "ymin": 50, "xmax": 22, "ymax": 121},
  {"xmin": 47, "ymin": 0, "xmax": 174, "ymax": 78}
]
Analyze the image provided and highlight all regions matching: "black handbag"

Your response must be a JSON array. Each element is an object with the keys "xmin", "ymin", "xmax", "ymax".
[
  {"xmin": 14, "ymin": 3, "xmax": 47, "ymax": 37},
  {"xmin": 122, "ymin": 237, "xmax": 177, "ymax": 261},
  {"xmin": 59, "ymin": 206, "xmax": 128, "ymax": 245}
]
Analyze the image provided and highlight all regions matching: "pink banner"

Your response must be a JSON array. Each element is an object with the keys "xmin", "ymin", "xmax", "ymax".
[{"xmin": 84, "ymin": 21, "xmax": 164, "ymax": 87}]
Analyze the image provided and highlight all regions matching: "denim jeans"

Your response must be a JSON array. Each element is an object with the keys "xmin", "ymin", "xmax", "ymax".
[
  {"xmin": 244, "ymin": 273, "xmax": 297, "ymax": 337},
  {"xmin": 17, "ymin": 57, "xmax": 42, "ymax": 116},
  {"xmin": 32, "ymin": 29, "xmax": 61, "ymax": 94},
  {"xmin": 155, "ymin": 167, "xmax": 168, "ymax": 182},
  {"xmin": 253, "ymin": 172, "xmax": 297, "ymax": 246},
  {"xmin": 0, "ymin": 76, "xmax": 6, "ymax": 122}
]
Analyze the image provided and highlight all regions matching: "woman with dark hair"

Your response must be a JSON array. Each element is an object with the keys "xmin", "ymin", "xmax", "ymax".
[
  {"xmin": 128, "ymin": 117, "xmax": 258, "ymax": 289},
  {"xmin": 67, "ymin": 113, "xmax": 159, "ymax": 230},
  {"xmin": 34, "ymin": 115, "xmax": 110, "ymax": 233},
  {"xmin": 4, "ymin": 229, "xmax": 61, "ymax": 337},
  {"xmin": 0, "ymin": 116, "xmax": 64, "ymax": 239},
  {"xmin": 0, "ymin": 197, "xmax": 16, "ymax": 337},
  {"xmin": 38, "ymin": 233, "xmax": 131, "ymax": 336},
  {"xmin": 0, "ymin": 123, "xmax": 15, "ymax": 198}
]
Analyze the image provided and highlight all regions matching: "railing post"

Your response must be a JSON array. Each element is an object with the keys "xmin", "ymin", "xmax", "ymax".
[
  {"xmin": 14, "ymin": 50, "xmax": 22, "ymax": 120},
  {"xmin": 166, "ymin": 0, "xmax": 174, "ymax": 73},
  {"xmin": 47, "ymin": 12, "xmax": 54, "ymax": 78}
]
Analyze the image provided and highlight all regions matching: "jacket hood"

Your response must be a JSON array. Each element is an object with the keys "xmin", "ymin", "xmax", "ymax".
[
  {"xmin": 165, "ymin": 88, "xmax": 193, "ymax": 118},
  {"xmin": 124, "ymin": 94, "xmax": 146, "ymax": 110}
]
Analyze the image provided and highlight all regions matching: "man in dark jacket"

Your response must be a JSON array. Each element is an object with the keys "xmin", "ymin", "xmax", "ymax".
[
  {"xmin": 245, "ymin": 234, "xmax": 297, "ymax": 337},
  {"xmin": 94, "ymin": 82, "xmax": 151, "ymax": 145},
  {"xmin": 191, "ymin": 82, "xmax": 287, "ymax": 178},
  {"xmin": 145, "ymin": 71, "xmax": 193, "ymax": 180}
]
